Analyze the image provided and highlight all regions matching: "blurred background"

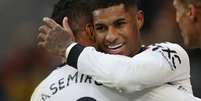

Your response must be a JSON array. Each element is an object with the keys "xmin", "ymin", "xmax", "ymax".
[{"xmin": 0, "ymin": 0, "xmax": 200, "ymax": 101}]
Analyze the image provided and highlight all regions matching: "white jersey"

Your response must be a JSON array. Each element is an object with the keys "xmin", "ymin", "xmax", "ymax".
[
  {"xmin": 65, "ymin": 42, "xmax": 201, "ymax": 100},
  {"xmin": 66, "ymin": 42, "xmax": 192, "ymax": 93},
  {"xmin": 66, "ymin": 43, "xmax": 192, "ymax": 93},
  {"xmin": 131, "ymin": 84, "xmax": 201, "ymax": 101},
  {"xmin": 31, "ymin": 42, "xmax": 201, "ymax": 101},
  {"xmin": 30, "ymin": 66, "xmax": 201, "ymax": 101},
  {"xmin": 30, "ymin": 65, "xmax": 131, "ymax": 101}
]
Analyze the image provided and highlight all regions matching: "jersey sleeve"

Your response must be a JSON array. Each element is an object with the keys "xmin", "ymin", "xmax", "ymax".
[{"xmin": 66, "ymin": 42, "xmax": 190, "ymax": 93}]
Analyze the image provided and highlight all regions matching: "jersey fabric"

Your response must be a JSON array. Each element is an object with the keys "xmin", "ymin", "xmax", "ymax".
[
  {"xmin": 30, "ymin": 65, "xmax": 201, "ymax": 101},
  {"xmin": 30, "ymin": 65, "xmax": 131, "ymax": 101},
  {"xmin": 67, "ymin": 43, "xmax": 192, "ymax": 93},
  {"xmin": 131, "ymin": 84, "xmax": 201, "ymax": 101},
  {"xmin": 65, "ymin": 42, "xmax": 201, "ymax": 100},
  {"xmin": 31, "ymin": 42, "xmax": 201, "ymax": 101},
  {"xmin": 66, "ymin": 42, "xmax": 192, "ymax": 93}
]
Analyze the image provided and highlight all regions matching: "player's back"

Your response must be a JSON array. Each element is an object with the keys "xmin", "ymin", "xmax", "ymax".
[{"xmin": 30, "ymin": 65, "xmax": 130, "ymax": 101}]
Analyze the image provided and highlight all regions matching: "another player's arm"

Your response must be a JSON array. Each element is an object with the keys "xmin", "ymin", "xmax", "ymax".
[
  {"xmin": 66, "ymin": 42, "xmax": 190, "ymax": 93},
  {"xmin": 39, "ymin": 17, "xmax": 190, "ymax": 93}
]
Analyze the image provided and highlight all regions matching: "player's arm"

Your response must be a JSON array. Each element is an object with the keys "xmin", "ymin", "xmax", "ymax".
[
  {"xmin": 38, "ymin": 17, "xmax": 190, "ymax": 93},
  {"xmin": 66, "ymin": 42, "xmax": 190, "ymax": 93}
]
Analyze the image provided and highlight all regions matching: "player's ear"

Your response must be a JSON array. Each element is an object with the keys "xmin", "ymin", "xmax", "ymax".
[
  {"xmin": 187, "ymin": 4, "xmax": 197, "ymax": 22},
  {"xmin": 136, "ymin": 10, "xmax": 144, "ymax": 30},
  {"xmin": 85, "ymin": 23, "xmax": 95, "ymax": 42}
]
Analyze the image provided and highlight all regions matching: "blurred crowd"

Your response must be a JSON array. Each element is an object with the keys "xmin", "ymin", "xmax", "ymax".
[{"xmin": 0, "ymin": 0, "xmax": 201, "ymax": 101}]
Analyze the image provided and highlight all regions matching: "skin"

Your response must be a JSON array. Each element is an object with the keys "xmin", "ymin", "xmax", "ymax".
[
  {"xmin": 38, "ymin": 3, "xmax": 144, "ymax": 58},
  {"xmin": 38, "ymin": 17, "xmax": 74, "ymax": 58},
  {"xmin": 36, "ymin": 3, "xmax": 201, "ymax": 100},
  {"xmin": 173, "ymin": 0, "xmax": 201, "ymax": 48},
  {"xmin": 93, "ymin": 4, "xmax": 144, "ymax": 57},
  {"xmin": 37, "ymin": 17, "xmax": 95, "ymax": 61}
]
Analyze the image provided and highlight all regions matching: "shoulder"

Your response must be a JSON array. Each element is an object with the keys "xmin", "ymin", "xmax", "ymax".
[
  {"xmin": 147, "ymin": 42, "xmax": 186, "ymax": 52},
  {"xmin": 149, "ymin": 42, "xmax": 190, "ymax": 69},
  {"xmin": 137, "ymin": 42, "xmax": 186, "ymax": 57},
  {"xmin": 138, "ymin": 42, "xmax": 187, "ymax": 58},
  {"xmin": 146, "ymin": 42, "xmax": 188, "ymax": 58},
  {"xmin": 139, "ymin": 42, "xmax": 190, "ymax": 70}
]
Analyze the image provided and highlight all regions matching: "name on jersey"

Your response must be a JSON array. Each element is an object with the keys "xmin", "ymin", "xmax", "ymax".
[{"xmin": 41, "ymin": 71, "xmax": 103, "ymax": 100}]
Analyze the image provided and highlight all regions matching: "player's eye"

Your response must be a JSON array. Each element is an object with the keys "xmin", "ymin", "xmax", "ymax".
[
  {"xmin": 95, "ymin": 24, "xmax": 107, "ymax": 32},
  {"xmin": 114, "ymin": 19, "xmax": 126, "ymax": 28},
  {"xmin": 116, "ymin": 21, "xmax": 126, "ymax": 28}
]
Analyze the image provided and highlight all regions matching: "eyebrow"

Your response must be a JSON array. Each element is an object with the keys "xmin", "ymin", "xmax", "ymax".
[
  {"xmin": 94, "ymin": 23, "xmax": 104, "ymax": 27},
  {"xmin": 94, "ymin": 17, "xmax": 126, "ymax": 26},
  {"xmin": 115, "ymin": 18, "xmax": 126, "ymax": 22}
]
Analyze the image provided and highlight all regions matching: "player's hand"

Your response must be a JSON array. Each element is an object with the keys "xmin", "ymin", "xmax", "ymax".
[{"xmin": 37, "ymin": 17, "xmax": 75, "ymax": 57}]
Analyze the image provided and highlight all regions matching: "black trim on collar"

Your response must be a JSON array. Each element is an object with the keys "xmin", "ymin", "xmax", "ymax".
[
  {"xmin": 138, "ymin": 45, "xmax": 147, "ymax": 53},
  {"xmin": 57, "ymin": 63, "xmax": 67, "ymax": 68}
]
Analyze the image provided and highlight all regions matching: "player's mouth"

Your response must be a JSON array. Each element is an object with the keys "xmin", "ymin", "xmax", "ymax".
[{"xmin": 106, "ymin": 43, "xmax": 125, "ymax": 54}]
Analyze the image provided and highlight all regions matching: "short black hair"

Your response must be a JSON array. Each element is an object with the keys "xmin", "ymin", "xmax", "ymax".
[
  {"xmin": 51, "ymin": 0, "xmax": 140, "ymax": 35},
  {"xmin": 87, "ymin": 0, "xmax": 139, "ymax": 12},
  {"xmin": 51, "ymin": 0, "xmax": 92, "ymax": 35}
]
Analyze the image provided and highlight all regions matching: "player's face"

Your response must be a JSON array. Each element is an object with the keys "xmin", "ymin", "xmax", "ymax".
[
  {"xmin": 92, "ymin": 4, "xmax": 143, "ymax": 57},
  {"xmin": 173, "ymin": 0, "xmax": 197, "ymax": 47}
]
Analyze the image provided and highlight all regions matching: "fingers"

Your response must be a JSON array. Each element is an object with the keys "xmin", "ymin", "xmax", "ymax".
[
  {"xmin": 37, "ymin": 32, "xmax": 47, "ymax": 49},
  {"xmin": 43, "ymin": 17, "xmax": 61, "ymax": 29},
  {"xmin": 37, "ymin": 33, "xmax": 47, "ymax": 41},
  {"xmin": 38, "ymin": 25, "xmax": 50, "ymax": 34},
  {"xmin": 37, "ymin": 41, "xmax": 46, "ymax": 48}
]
